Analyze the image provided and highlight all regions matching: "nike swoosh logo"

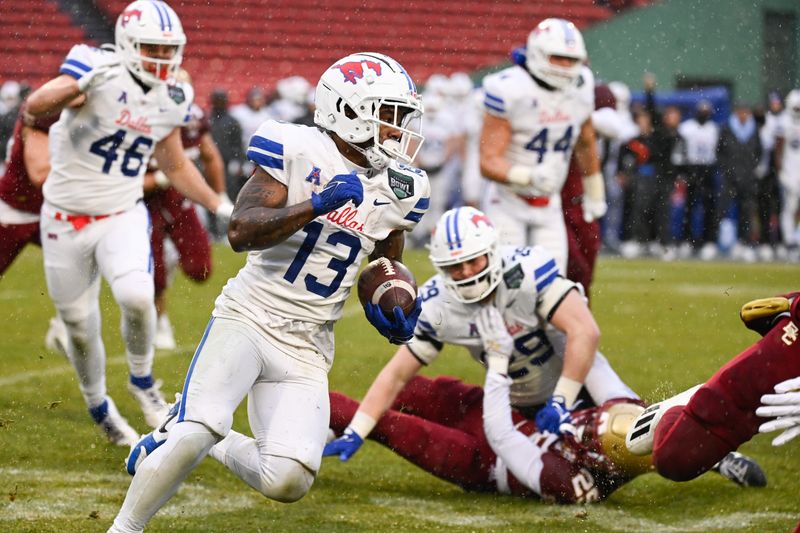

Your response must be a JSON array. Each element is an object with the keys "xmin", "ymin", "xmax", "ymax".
[{"xmin": 373, "ymin": 199, "xmax": 391, "ymax": 206}]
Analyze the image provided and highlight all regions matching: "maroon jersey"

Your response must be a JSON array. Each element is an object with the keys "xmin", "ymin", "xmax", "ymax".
[
  {"xmin": 180, "ymin": 103, "xmax": 210, "ymax": 156},
  {"xmin": 0, "ymin": 107, "xmax": 58, "ymax": 213}
]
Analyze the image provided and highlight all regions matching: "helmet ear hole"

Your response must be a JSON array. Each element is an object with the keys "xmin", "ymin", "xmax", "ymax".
[{"xmin": 343, "ymin": 104, "xmax": 357, "ymax": 120}]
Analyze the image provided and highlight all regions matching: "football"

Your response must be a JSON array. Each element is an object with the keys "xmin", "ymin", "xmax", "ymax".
[{"xmin": 357, "ymin": 258, "xmax": 418, "ymax": 317}]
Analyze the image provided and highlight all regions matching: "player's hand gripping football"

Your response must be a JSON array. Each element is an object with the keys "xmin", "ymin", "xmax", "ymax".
[
  {"xmin": 365, "ymin": 297, "xmax": 422, "ymax": 345},
  {"xmin": 311, "ymin": 171, "xmax": 364, "ymax": 216},
  {"xmin": 757, "ymin": 376, "xmax": 800, "ymax": 446},
  {"xmin": 475, "ymin": 306, "xmax": 513, "ymax": 375},
  {"xmin": 323, "ymin": 428, "xmax": 364, "ymax": 461},
  {"xmin": 77, "ymin": 61, "xmax": 120, "ymax": 93},
  {"xmin": 535, "ymin": 396, "xmax": 576, "ymax": 436}
]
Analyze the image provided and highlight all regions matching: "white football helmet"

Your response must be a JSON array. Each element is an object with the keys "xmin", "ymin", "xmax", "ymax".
[
  {"xmin": 314, "ymin": 52, "xmax": 424, "ymax": 170},
  {"xmin": 115, "ymin": 0, "xmax": 186, "ymax": 86},
  {"xmin": 428, "ymin": 207, "xmax": 502, "ymax": 304},
  {"xmin": 526, "ymin": 18, "xmax": 587, "ymax": 90},
  {"xmin": 786, "ymin": 89, "xmax": 800, "ymax": 122},
  {"xmin": 608, "ymin": 81, "xmax": 632, "ymax": 115}
]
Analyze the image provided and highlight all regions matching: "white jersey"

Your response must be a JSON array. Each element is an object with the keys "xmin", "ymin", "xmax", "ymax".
[
  {"xmin": 45, "ymin": 45, "xmax": 192, "ymax": 214},
  {"xmin": 408, "ymin": 244, "xmax": 577, "ymax": 407},
  {"xmin": 776, "ymin": 113, "xmax": 800, "ymax": 184},
  {"xmin": 678, "ymin": 119, "xmax": 719, "ymax": 165},
  {"xmin": 481, "ymin": 65, "xmax": 594, "ymax": 197},
  {"xmin": 214, "ymin": 120, "xmax": 430, "ymax": 360}
]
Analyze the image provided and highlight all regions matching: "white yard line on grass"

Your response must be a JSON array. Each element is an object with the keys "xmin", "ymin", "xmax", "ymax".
[
  {"xmin": 0, "ymin": 467, "xmax": 261, "ymax": 520},
  {"xmin": 0, "ymin": 345, "xmax": 196, "ymax": 387}
]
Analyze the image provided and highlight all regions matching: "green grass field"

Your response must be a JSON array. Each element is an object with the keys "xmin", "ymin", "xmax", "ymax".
[{"xmin": 1, "ymin": 245, "xmax": 799, "ymax": 532}]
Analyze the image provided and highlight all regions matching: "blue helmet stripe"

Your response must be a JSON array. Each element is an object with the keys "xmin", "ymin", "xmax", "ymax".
[
  {"xmin": 560, "ymin": 18, "xmax": 575, "ymax": 46},
  {"xmin": 444, "ymin": 211, "xmax": 454, "ymax": 250},
  {"xmin": 452, "ymin": 207, "xmax": 462, "ymax": 249},
  {"xmin": 150, "ymin": 1, "xmax": 166, "ymax": 31},
  {"xmin": 158, "ymin": 2, "xmax": 173, "ymax": 31}
]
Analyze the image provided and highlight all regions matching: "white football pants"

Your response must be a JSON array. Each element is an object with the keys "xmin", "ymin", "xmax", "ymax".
[
  {"xmin": 40, "ymin": 202, "xmax": 156, "ymax": 410},
  {"xmin": 110, "ymin": 317, "xmax": 328, "ymax": 532},
  {"xmin": 481, "ymin": 183, "xmax": 567, "ymax": 274}
]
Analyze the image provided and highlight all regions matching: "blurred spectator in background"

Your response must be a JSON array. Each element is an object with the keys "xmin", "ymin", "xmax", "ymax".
[
  {"xmin": 618, "ymin": 74, "xmax": 684, "ymax": 260},
  {"xmin": 753, "ymin": 97, "xmax": 782, "ymax": 261},
  {"xmin": 209, "ymin": 88, "xmax": 246, "ymax": 201},
  {"xmin": 678, "ymin": 99, "xmax": 720, "ymax": 260},
  {"xmin": 0, "ymin": 81, "xmax": 23, "ymax": 169},
  {"xmin": 716, "ymin": 101, "xmax": 761, "ymax": 263},
  {"xmin": 230, "ymin": 86, "xmax": 272, "ymax": 180},
  {"xmin": 603, "ymin": 81, "xmax": 639, "ymax": 253},
  {"xmin": 775, "ymin": 89, "xmax": 800, "ymax": 260},
  {"xmin": 268, "ymin": 76, "xmax": 312, "ymax": 124}
]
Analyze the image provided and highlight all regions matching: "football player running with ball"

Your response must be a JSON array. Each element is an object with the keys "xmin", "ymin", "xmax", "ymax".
[
  {"xmin": 479, "ymin": 18, "xmax": 605, "ymax": 273},
  {"xmin": 325, "ymin": 207, "xmax": 765, "ymax": 502},
  {"xmin": 26, "ymin": 0, "xmax": 232, "ymax": 446},
  {"xmin": 110, "ymin": 52, "xmax": 429, "ymax": 532}
]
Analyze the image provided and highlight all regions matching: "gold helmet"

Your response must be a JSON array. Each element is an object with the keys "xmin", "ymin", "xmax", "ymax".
[{"xmin": 596, "ymin": 402, "xmax": 654, "ymax": 477}]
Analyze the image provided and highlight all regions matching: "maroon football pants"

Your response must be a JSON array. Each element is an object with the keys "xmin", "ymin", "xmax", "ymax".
[
  {"xmin": 564, "ymin": 204, "xmax": 601, "ymax": 300},
  {"xmin": 330, "ymin": 376, "xmax": 631, "ymax": 502},
  {"xmin": 147, "ymin": 188, "xmax": 212, "ymax": 296},
  {"xmin": 653, "ymin": 301, "xmax": 800, "ymax": 481},
  {"xmin": 0, "ymin": 220, "xmax": 39, "ymax": 276}
]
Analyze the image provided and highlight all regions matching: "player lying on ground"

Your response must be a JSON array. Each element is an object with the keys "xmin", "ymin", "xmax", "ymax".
[
  {"xmin": 325, "ymin": 207, "xmax": 765, "ymax": 496},
  {"xmin": 626, "ymin": 293, "xmax": 800, "ymax": 482}
]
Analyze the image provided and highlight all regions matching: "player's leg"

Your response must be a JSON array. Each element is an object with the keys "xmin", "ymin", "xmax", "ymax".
[
  {"xmin": 40, "ymin": 213, "xmax": 138, "ymax": 444},
  {"xmin": 112, "ymin": 318, "xmax": 260, "ymax": 531},
  {"xmin": 392, "ymin": 375, "xmax": 487, "ymax": 435},
  {"xmin": 583, "ymin": 350, "xmax": 640, "ymax": 403},
  {"xmin": 528, "ymin": 204, "xmax": 568, "ymax": 274},
  {"xmin": 330, "ymin": 391, "xmax": 497, "ymax": 492},
  {"xmin": 779, "ymin": 187, "xmax": 799, "ymax": 248},
  {"xmin": 638, "ymin": 302, "xmax": 800, "ymax": 481},
  {"xmin": 0, "ymin": 221, "xmax": 39, "ymax": 275},
  {"xmin": 169, "ymin": 201, "xmax": 212, "ymax": 283},
  {"xmin": 96, "ymin": 204, "xmax": 166, "ymax": 426},
  {"xmin": 482, "ymin": 185, "xmax": 527, "ymax": 247},
  {"xmin": 207, "ymin": 321, "xmax": 326, "ymax": 502}
]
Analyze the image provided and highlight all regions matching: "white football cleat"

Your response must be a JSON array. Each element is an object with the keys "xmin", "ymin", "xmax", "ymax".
[
  {"xmin": 44, "ymin": 316, "xmax": 68, "ymax": 358},
  {"xmin": 154, "ymin": 314, "xmax": 177, "ymax": 350},
  {"xmin": 626, "ymin": 384, "xmax": 702, "ymax": 456},
  {"xmin": 90, "ymin": 396, "xmax": 140, "ymax": 447},
  {"xmin": 126, "ymin": 393, "xmax": 181, "ymax": 475},
  {"xmin": 128, "ymin": 378, "xmax": 169, "ymax": 428}
]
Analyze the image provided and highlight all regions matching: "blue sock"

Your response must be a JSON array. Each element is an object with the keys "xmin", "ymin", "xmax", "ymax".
[
  {"xmin": 130, "ymin": 374, "xmax": 154, "ymax": 390},
  {"xmin": 89, "ymin": 399, "xmax": 109, "ymax": 423}
]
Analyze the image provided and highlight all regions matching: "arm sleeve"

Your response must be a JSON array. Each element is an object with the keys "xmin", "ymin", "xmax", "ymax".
[
  {"xmin": 481, "ymin": 73, "xmax": 511, "ymax": 119},
  {"xmin": 482, "ymin": 371, "xmax": 549, "ymax": 495},
  {"xmin": 58, "ymin": 44, "xmax": 96, "ymax": 80},
  {"xmin": 246, "ymin": 120, "xmax": 289, "ymax": 185}
]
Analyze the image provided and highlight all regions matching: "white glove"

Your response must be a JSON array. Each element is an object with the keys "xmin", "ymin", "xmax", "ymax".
[
  {"xmin": 214, "ymin": 193, "xmax": 234, "ymax": 226},
  {"xmin": 153, "ymin": 170, "xmax": 170, "ymax": 189},
  {"xmin": 76, "ymin": 61, "xmax": 120, "ymax": 93},
  {"xmin": 581, "ymin": 172, "xmax": 607, "ymax": 222},
  {"xmin": 582, "ymin": 197, "xmax": 608, "ymax": 223},
  {"xmin": 756, "ymin": 376, "xmax": 800, "ymax": 446},
  {"xmin": 507, "ymin": 165, "xmax": 557, "ymax": 196},
  {"xmin": 475, "ymin": 306, "xmax": 513, "ymax": 375}
]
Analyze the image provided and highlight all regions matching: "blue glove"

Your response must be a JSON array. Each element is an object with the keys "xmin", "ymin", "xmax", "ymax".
[
  {"xmin": 310, "ymin": 171, "xmax": 364, "ymax": 216},
  {"xmin": 511, "ymin": 46, "xmax": 527, "ymax": 67},
  {"xmin": 364, "ymin": 297, "xmax": 422, "ymax": 345},
  {"xmin": 535, "ymin": 396, "xmax": 575, "ymax": 435},
  {"xmin": 322, "ymin": 428, "xmax": 364, "ymax": 461}
]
